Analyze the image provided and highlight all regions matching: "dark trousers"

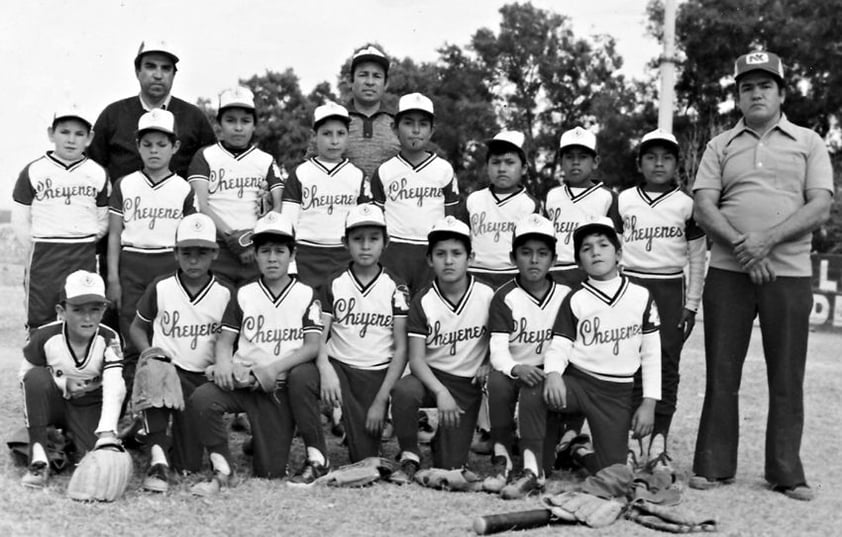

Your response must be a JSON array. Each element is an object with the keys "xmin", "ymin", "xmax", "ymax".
[
  {"xmin": 141, "ymin": 368, "xmax": 207, "ymax": 472},
  {"xmin": 693, "ymin": 268, "xmax": 811, "ymax": 488},
  {"xmin": 26, "ymin": 241, "xmax": 96, "ymax": 331},
  {"xmin": 331, "ymin": 358, "xmax": 387, "ymax": 462},
  {"xmin": 22, "ymin": 367, "xmax": 102, "ymax": 458},
  {"xmin": 392, "ymin": 369, "xmax": 482, "ymax": 469},
  {"xmin": 629, "ymin": 275, "xmax": 685, "ymax": 435},
  {"xmin": 295, "ymin": 244, "xmax": 351, "ymax": 291},
  {"xmin": 549, "ymin": 266, "xmax": 587, "ymax": 288},
  {"xmin": 381, "ymin": 242, "xmax": 432, "ymax": 298},
  {"xmin": 212, "ymin": 242, "xmax": 259, "ymax": 288}
]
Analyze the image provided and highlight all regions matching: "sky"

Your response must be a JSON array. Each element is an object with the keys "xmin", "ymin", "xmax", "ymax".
[{"xmin": 0, "ymin": 0, "xmax": 665, "ymax": 209}]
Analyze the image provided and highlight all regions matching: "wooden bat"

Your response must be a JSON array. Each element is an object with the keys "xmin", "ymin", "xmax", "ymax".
[{"xmin": 472, "ymin": 509, "xmax": 558, "ymax": 535}]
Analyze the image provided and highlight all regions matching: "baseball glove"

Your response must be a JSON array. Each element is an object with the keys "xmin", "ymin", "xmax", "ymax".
[
  {"xmin": 224, "ymin": 229, "xmax": 253, "ymax": 256},
  {"xmin": 626, "ymin": 498, "xmax": 718, "ymax": 533},
  {"xmin": 543, "ymin": 491, "xmax": 625, "ymax": 528},
  {"xmin": 131, "ymin": 347, "xmax": 184, "ymax": 412},
  {"xmin": 414, "ymin": 467, "xmax": 484, "ymax": 493},
  {"xmin": 67, "ymin": 438, "xmax": 133, "ymax": 502},
  {"xmin": 313, "ymin": 457, "xmax": 396, "ymax": 488}
]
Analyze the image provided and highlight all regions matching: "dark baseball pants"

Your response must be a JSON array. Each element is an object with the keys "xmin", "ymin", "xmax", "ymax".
[
  {"xmin": 330, "ymin": 358, "xmax": 387, "ymax": 462},
  {"xmin": 381, "ymin": 242, "xmax": 432, "ymax": 298},
  {"xmin": 26, "ymin": 241, "xmax": 97, "ymax": 331},
  {"xmin": 295, "ymin": 244, "xmax": 351, "ymax": 291}
]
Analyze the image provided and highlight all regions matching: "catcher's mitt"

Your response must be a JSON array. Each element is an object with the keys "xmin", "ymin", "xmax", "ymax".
[
  {"xmin": 626, "ymin": 498, "xmax": 718, "ymax": 533},
  {"xmin": 414, "ymin": 468, "xmax": 484, "ymax": 493},
  {"xmin": 67, "ymin": 438, "xmax": 133, "ymax": 502},
  {"xmin": 543, "ymin": 491, "xmax": 625, "ymax": 528},
  {"xmin": 224, "ymin": 229, "xmax": 253, "ymax": 256},
  {"xmin": 313, "ymin": 457, "xmax": 396, "ymax": 488},
  {"xmin": 131, "ymin": 347, "xmax": 184, "ymax": 412}
]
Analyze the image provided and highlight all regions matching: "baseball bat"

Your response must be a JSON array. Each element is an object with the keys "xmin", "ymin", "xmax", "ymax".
[{"xmin": 472, "ymin": 508, "xmax": 554, "ymax": 535}]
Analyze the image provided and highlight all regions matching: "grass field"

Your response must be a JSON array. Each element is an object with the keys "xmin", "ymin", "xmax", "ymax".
[{"xmin": 0, "ymin": 263, "xmax": 839, "ymax": 537}]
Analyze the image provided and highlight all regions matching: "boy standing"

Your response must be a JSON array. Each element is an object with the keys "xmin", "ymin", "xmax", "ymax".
[
  {"xmin": 389, "ymin": 217, "xmax": 493, "ymax": 482},
  {"xmin": 12, "ymin": 107, "xmax": 109, "ymax": 332},
  {"xmin": 317, "ymin": 204, "xmax": 410, "ymax": 462},
  {"xmin": 618, "ymin": 129, "xmax": 706, "ymax": 468},
  {"xmin": 545, "ymin": 127, "xmax": 621, "ymax": 287},
  {"xmin": 128, "ymin": 213, "xmax": 233, "ymax": 491},
  {"xmin": 282, "ymin": 102, "xmax": 366, "ymax": 289},
  {"xmin": 484, "ymin": 215, "xmax": 571, "ymax": 499},
  {"xmin": 371, "ymin": 93, "xmax": 461, "ymax": 296},
  {"xmin": 541, "ymin": 218, "xmax": 661, "ymax": 475},
  {"xmin": 18, "ymin": 271, "xmax": 125, "ymax": 488},
  {"xmin": 189, "ymin": 212, "xmax": 327, "ymax": 495},
  {"xmin": 467, "ymin": 131, "xmax": 540, "ymax": 289}
]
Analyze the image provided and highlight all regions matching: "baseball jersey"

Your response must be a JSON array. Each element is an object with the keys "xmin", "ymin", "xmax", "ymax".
[
  {"xmin": 407, "ymin": 276, "xmax": 493, "ymax": 378},
  {"xmin": 544, "ymin": 183, "xmax": 620, "ymax": 267},
  {"xmin": 281, "ymin": 158, "xmax": 366, "ymax": 247},
  {"xmin": 467, "ymin": 187, "xmax": 540, "ymax": 274},
  {"xmin": 321, "ymin": 266, "xmax": 410, "ymax": 369},
  {"xmin": 109, "ymin": 171, "xmax": 195, "ymax": 253},
  {"xmin": 12, "ymin": 152, "xmax": 109, "ymax": 243},
  {"xmin": 135, "ymin": 272, "xmax": 233, "ymax": 372},
  {"xmin": 488, "ymin": 278, "xmax": 570, "ymax": 376},
  {"xmin": 544, "ymin": 276, "xmax": 661, "ymax": 399},
  {"xmin": 371, "ymin": 153, "xmax": 460, "ymax": 245},
  {"xmin": 618, "ymin": 186, "xmax": 705, "ymax": 276},
  {"xmin": 22, "ymin": 321, "xmax": 123, "ymax": 399},
  {"xmin": 222, "ymin": 277, "xmax": 323, "ymax": 367},
  {"xmin": 187, "ymin": 143, "xmax": 283, "ymax": 230}
]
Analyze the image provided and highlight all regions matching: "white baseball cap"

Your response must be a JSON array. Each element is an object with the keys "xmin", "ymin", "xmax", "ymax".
[
  {"xmin": 397, "ymin": 93, "xmax": 434, "ymax": 118},
  {"xmin": 351, "ymin": 45, "xmax": 389, "ymax": 74},
  {"xmin": 513, "ymin": 214, "xmax": 556, "ymax": 248},
  {"xmin": 639, "ymin": 128, "xmax": 680, "ymax": 156},
  {"xmin": 219, "ymin": 86, "xmax": 255, "ymax": 111},
  {"xmin": 252, "ymin": 212, "xmax": 296, "ymax": 243},
  {"xmin": 313, "ymin": 102, "xmax": 351, "ymax": 129},
  {"xmin": 428, "ymin": 216, "xmax": 470, "ymax": 244},
  {"xmin": 53, "ymin": 104, "xmax": 92, "ymax": 130},
  {"xmin": 487, "ymin": 130, "xmax": 526, "ymax": 162},
  {"xmin": 345, "ymin": 203, "xmax": 386, "ymax": 230},
  {"xmin": 559, "ymin": 126, "xmax": 597, "ymax": 154},
  {"xmin": 135, "ymin": 39, "xmax": 179, "ymax": 66},
  {"xmin": 176, "ymin": 214, "xmax": 218, "ymax": 249},
  {"xmin": 137, "ymin": 109, "xmax": 176, "ymax": 137},
  {"xmin": 572, "ymin": 216, "xmax": 619, "ymax": 260},
  {"xmin": 62, "ymin": 270, "xmax": 107, "ymax": 305}
]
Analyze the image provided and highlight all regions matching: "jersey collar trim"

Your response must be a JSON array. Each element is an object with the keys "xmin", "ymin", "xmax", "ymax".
[
  {"xmin": 348, "ymin": 264, "xmax": 383, "ymax": 295},
  {"xmin": 564, "ymin": 182, "xmax": 603, "ymax": 202},
  {"xmin": 258, "ymin": 276, "xmax": 296, "ymax": 306},
  {"xmin": 432, "ymin": 275, "xmax": 474, "ymax": 315},
  {"xmin": 581, "ymin": 275, "xmax": 629, "ymax": 306},
  {"xmin": 141, "ymin": 170, "xmax": 177, "ymax": 188},
  {"xmin": 176, "ymin": 271, "xmax": 216, "ymax": 303},
  {"xmin": 62, "ymin": 322, "xmax": 96, "ymax": 369},
  {"xmin": 636, "ymin": 185, "xmax": 680, "ymax": 207},
  {"xmin": 45, "ymin": 151, "xmax": 88, "ymax": 172},
  {"xmin": 310, "ymin": 157, "xmax": 351, "ymax": 176},
  {"xmin": 218, "ymin": 142, "xmax": 256, "ymax": 161},
  {"xmin": 514, "ymin": 276, "xmax": 557, "ymax": 308},
  {"xmin": 397, "ymin": 152, "xmax": 437, "ymax": 172}
]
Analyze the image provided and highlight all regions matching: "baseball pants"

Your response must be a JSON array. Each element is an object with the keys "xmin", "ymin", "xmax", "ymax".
[
  {"xmin": 381, "ymin": 242, "xmax": 432, "ymax": 298},
  {"xmin": 330, "ymin": 358, "xmax": 388, "ymax": 462},
  {"xmin": 212, "ymin": 241, "xmax": 259, "ymax": 288},
  {"xmin": 294, "ymin": 244, "xmax": 351, "ymax": 291}
]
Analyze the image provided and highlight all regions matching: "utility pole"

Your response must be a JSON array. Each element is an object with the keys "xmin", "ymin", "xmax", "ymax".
[{"xmin": 658, "ymin": 0, "xmax": 677, "ymax": 132}]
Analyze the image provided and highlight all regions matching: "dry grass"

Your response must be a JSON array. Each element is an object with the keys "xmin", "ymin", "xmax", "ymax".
[{"xmin": 0, "ymin": 274, "xmax": 839, "ymax": 537}]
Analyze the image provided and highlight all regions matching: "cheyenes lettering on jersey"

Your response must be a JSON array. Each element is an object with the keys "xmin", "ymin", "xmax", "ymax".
[
  {"xmin": 208, "ymin": 168, "xmax": 265, "ymax": 198},
  {"xmin": 387, "ymin": 177, "xmax": 444, "ymax": 206},
  {"xmin": 123, "ymin": 196, "xmax": 184, "ymax": 229},
  {"xmin": 429, "ymin": 321, "xmax": 487, "ymax": 356},
  {"xmin": 333, "ymin": 297, "xmax": 393, "ymax": 338},
  {"xmin": 512, "ymin": 317, "xmax": 553, "ymax": 354},
  {"xmin": 34, "ymin": 178, "xmax": 99, "ymax": 204},
  {"xmin": 546, "ymin": 207, "xmax": 577, "ymax": 244},
  {"xmin": 471, "ymin": 212, "xmax": 516, "ymax": 243},
  {"xmin": 241, "ymin": 315, "xmax": 305, "ymax": 355},
  {"xmin": 302, "ymin": 185, "xmax": 358, "ymax": 214},
  {"xmin": 622, "ymin": 214, "xmax": 685, "ymax": 252},
  {"xmin": 159, "ymin": 310, "xmax": 223, "ymax": 350}
]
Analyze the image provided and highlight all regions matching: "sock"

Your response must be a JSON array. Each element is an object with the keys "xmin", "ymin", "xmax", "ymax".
[
  {"xmin": 150, "ymin": 444, "xmax": 168, "ymax": 467},
  {"xmin": 523, "ymin": 448, "xmax": 540, "ymax": 476},
  {"xmin": 307, "ymin": 446, "xmax": 326, "ymax": 466},
  {"xmin": 209, "ymin": 452, "xmax": 231, "ymax": 475},
  {"xmin": 31, "ymin": 442, "xmax": 48, "ymax": 465},
  {"xmin": 400, "ymin": 451, "xmax": 421, "ymax": 464},
  {"xmin": 492, "ymin": 443, "xmax": 513, "ymax": 472}
]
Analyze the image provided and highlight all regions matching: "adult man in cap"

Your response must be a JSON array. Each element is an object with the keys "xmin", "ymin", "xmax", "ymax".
[
  {"xmin": 89, "ymin": 40, "xmax": 216, "ymax": 181},
  {"xmin": 690, "ymin": 51, "xmax": 833, "ymax": 501}
]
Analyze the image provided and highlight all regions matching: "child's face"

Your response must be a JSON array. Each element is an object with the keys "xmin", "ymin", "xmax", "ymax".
[
  {"xmin": 48, "ymin": 119, "xmax": 92, "ymax": 161},
  {"xmin": 396, "ymin": 112, "xmax": 433, "ymax": 153},
  {"xmin": 427, "ymin": 238, "xmax": 472, "ymax": 284},
  {"xmin": 561, "ymin": 148, "xmax": 598, "ymax": 187},
  {"xmin": 578, "ymin": 233, "xmax": 620, "ymax": 281},
  {"xmin": 57, "ymin": 301, "xmax": 107, "ymax": 340},
  {"xmin": 219, "ymin": 108, "xmax": 255, "ymax": 149},
  {"xmin": 344, "ymin": 226, "xmax": 386, "ymax": 268},
  {"xmin": 138, "ymin": 131, "xmax": 178, "ymax": 174},
  {"xmin": 512, "ymin": 239, "xmax": 555, "ymax": 284},
  {"xmin": 638, "ymin": 146, "xmax": 678, "ymax": 189},
  {"xmin": 255, "ymin": 241, "xmax": 294, "ymax": 282},
  {"xmin": 487, "ymin": 152, "xmax": 524, "ymax": 193},
  {"xmin": 314, "ymin": 119, "xmax": 349, "ymax": 162},
  {"xmin": 175, "ymin": 246, "xmax": 218, "ymax": 281}
]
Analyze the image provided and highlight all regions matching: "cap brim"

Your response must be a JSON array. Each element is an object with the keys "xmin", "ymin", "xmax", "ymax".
[
  {"xmin": 219, "ymin": 102, "xmax": 255, "ymax": 111},
  {"xmin": 514, "ymin": 232, "xmax": 556, "ymax": 247},
  {"xmin": 314, "ymin": 114, "xmax": 351, "ymax": 128},
  {"xmin": 176, "ymin": 239, "xmax": 218, "ymax": 249},
  {"xmin": 65, "ymin": 294, "xmax": 108, "ymax": 305},
  {"xmin": 136, "ymin": 50, "xmax": 179, "ymax": 64},
  {"xmin": 559, "ymin": 143, "xmax": 596, "ymax": 154},
  {"xmin": 573, "ymin": 223, "xmax": 617, "ymax": 245},
  {"xmin": 639, "ymin": 139, "xmax": 679, "ymax": 155},
  {"xmin": 487, "ymin": 139, "xmax": 525, "ymax": 159},
  {"xmin": 735, "ymin": 67, "xmax": 783, "ymax": 83},
  {"xmin": 351, "ymin": 54, "xmax": 389, "ymax": 72},
  {"xmin": 137, "ymin": 127, "xmax": 176, "ymax": 137},
  {"xmin": 396, "ymin": 108, "xmax": 434, "ymax": 119},
  {"xmin": 251, "ymin": 230, "xmax": 295, "ymax": 243},
  {"xmin": 53, "ymin": 115, "xmax": 92, "ymax": 129},
  {"xmin": 346, "ymin": 220, "xmax": 387, "ymax": 230},
  {"xmin": 427, "ymin": 229, "xmax": 470, "ymax": 245}
]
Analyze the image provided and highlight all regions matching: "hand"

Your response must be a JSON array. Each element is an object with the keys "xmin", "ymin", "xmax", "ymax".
[
  {"xmin": 473, "ymin": 363, "xmax": 490, "ymax": 386},
  {"xmin": 436, "ymin": 389, "xmax": 464, "ymax": 429},
  {"xmin": 733, "ymin": 232, "xmax": 773, "ymax": 268},
  {"xmin": 512, "ymin": 364, "xmax": 545, "ymax": 387},
  {"xmin": 211, "ymin": 360, "xmax": 236, "ymax": 391},
  {"xmin": 748, "ymin": 258, "xmax": 777, "ymax": 285},
  {"xmin": 678, "ymin": 308, "xmax": 696, "ymax": 341},
  {"xmin": 106, "ymin": 279, "xmax": 122, "ymax": 310},
  {"xmin": 319, "ymin": 363, "xmax": 342, "ymax": 407},
  {"xmin": 631, "ymin": 399, "xmax": 655, "ymax": 438},
  {"xmin": 543, "ymin": 372, "xmax": 567, "ymax": 410},
  {"xmin": 365, "ymin": 398, "xmax": 388, "ymax": 436}
]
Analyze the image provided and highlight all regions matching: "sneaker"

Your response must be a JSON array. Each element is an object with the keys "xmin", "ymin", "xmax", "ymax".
[
  {"xmin": 772, "ymin": 484, "xmax": 815, "ymax": 502},
  {"xmin": 142, "ymin": 463, "xmax": 170, "ymax": 493},
  {"xmin": 688, "ymin": 475, "xmax": 734, "ymax": 490},
  {"xmin": 190, "ymin": 470, "xmax": 231, "ymax": 497},
  {"xmin": 389, "ymin": 459, "xmax": 420, "ymax": 485},
  {"xmin": 500, "ymin": 469, "xmax": 542, "ymax": 500},
  {"xmin": 470, "ymin": 430, "xmax": 492, "ymax": 455},
  {"xmin": 482, "ymin": 456, "xmax": 509, "ymax": 493},
  {"xmin": 21, "ymin": 461, "xmax": 49, "ymax": 489},
  {"xmin": 288, "ymin": 460, "xmax": 330, "ymax": 487},
  {"xmin": 554, "ymin": 433, "xmax": 591, "ymax": 470}
]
